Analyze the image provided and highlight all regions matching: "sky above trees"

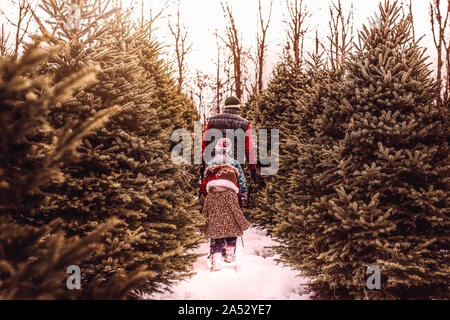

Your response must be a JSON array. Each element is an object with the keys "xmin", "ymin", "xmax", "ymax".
[
  {"xmin": 124, "ymin": 0, "xmax": 438, "ymax": 77},
  {"xmin": 0, "ymin": 0, "xmax": 445, "ymax": 95}
]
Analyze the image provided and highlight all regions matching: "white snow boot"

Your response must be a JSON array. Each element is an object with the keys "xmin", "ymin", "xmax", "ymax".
[
  {"xmin": 224, "ymin": 245, "xmax": 236, "ymax": 263},
  {"xmin": 210, "ymin": 252, "xmax": 223, "ymax": 272}
]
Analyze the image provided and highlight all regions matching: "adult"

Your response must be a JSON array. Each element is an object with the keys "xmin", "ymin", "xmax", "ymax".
[{"xmin": 201, "ymin": 96, "xmax": 257, "ymax": 188}]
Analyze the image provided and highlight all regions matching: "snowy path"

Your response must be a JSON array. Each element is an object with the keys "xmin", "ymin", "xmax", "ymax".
[{"xmin": 144, "ymin": 227, "xmax": 313, "ymax": 300}]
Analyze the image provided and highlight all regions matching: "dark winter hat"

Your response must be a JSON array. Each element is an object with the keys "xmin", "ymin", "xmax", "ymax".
[{"xmin": 224, "ymin": 96, "xmax": 241, "ymax": 110}]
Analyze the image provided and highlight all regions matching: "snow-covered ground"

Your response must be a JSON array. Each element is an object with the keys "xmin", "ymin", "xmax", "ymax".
[{"xmin": 144, "ymin": 227, "xmax": 313, "ymax": 300}]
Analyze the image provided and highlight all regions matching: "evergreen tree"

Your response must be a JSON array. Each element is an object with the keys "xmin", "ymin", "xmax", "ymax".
[
  {"xmin": 29, "ymin": 2, "xmax": 204, "ymax": 296},
  {"xmin": 274, "ymin": 1, "xmax": 449, "ymax": 299},
  {"xmin": 0, "ymin": 37, "xmax": 147, "ymax": 299}
]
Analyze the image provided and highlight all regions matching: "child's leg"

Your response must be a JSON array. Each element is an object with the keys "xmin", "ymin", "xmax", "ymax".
[
  {"xmin": 211, "ymin": 238, "xmax": 226, "ymax": 254},
  {"xmin": 224, "ymin": 237, "xmax": 237, "ymax": 263},
  {"xmin": 210, "ymin": 238, "xmax": 226, "ymax": 272},
  {"xmin": 225, "ymin": 237, "xmax": 237, "ymax": 247},
  {"xmin": 223, "ymin": 237, "xmax": 237, "ymax": 257}
]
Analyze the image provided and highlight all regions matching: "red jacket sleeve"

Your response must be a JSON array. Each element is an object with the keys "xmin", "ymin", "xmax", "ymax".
[{"xmin": 245, "ymin": 124, "xmax": 257, "ymax": 170}]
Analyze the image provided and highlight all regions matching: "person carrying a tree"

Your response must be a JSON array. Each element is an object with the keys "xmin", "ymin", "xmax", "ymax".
[{"xmin": 199, "ymin": 138, "xmax": 250, "ymax": 272}]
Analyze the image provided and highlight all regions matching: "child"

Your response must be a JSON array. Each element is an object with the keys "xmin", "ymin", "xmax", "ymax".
[
  {"xmin": 199, "ymin": 139, "xmax": 250, "ymax": 272},
  {"xmin": 200, "ymin": 138, "xmax": 247, "ymax": 205}
]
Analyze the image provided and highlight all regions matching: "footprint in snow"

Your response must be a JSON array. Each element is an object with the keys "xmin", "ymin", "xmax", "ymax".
[{"xmin": 254, "ymin": 247, "xmax": 275, "ymax": 258}]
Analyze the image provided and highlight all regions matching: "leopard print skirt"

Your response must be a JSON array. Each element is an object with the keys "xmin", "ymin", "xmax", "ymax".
[{"xmin": 202, "ymin": 189, "xmax": 250, "ymax": 239}]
